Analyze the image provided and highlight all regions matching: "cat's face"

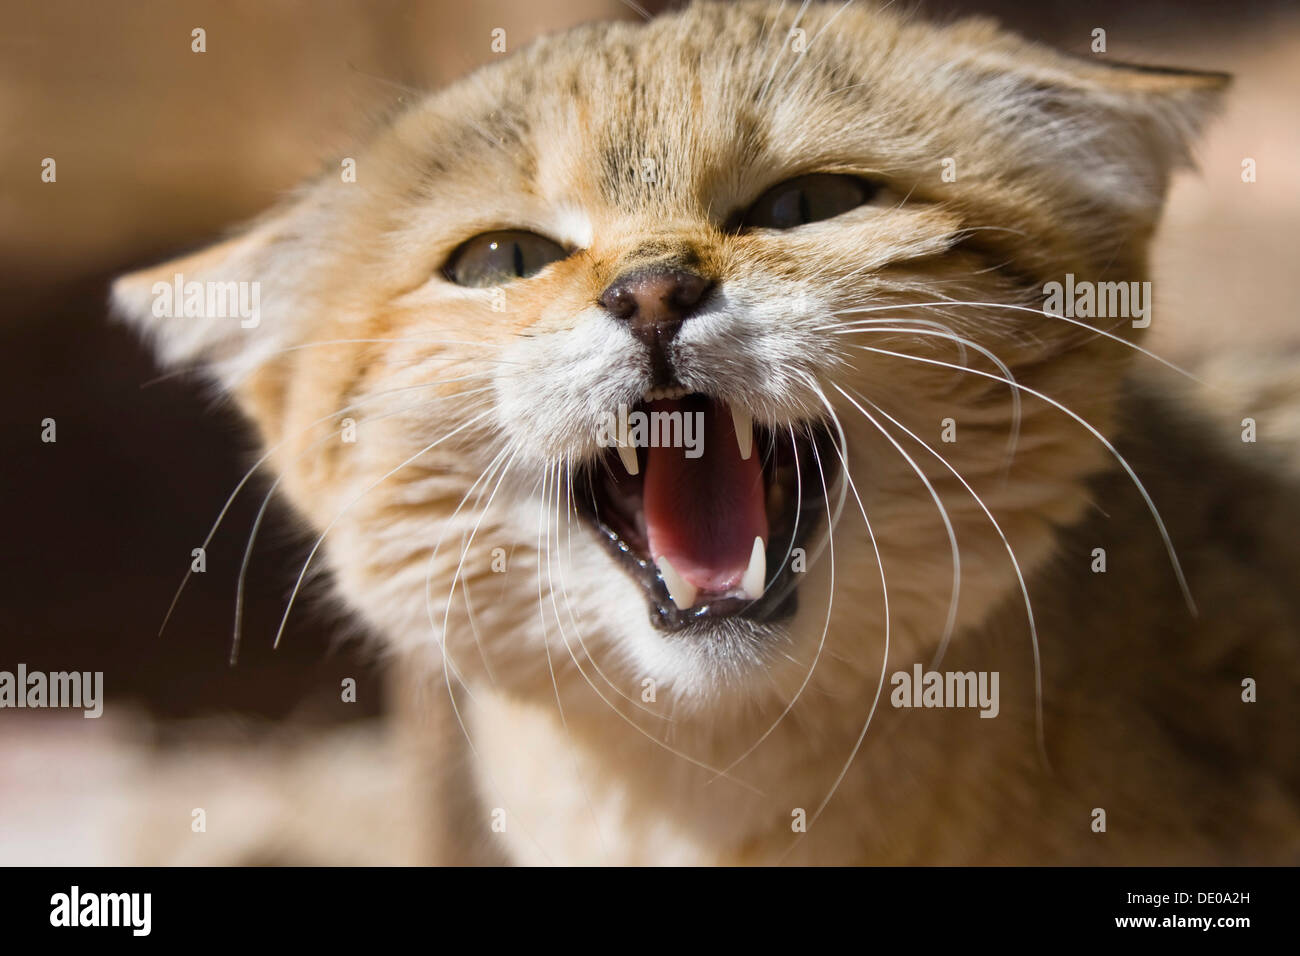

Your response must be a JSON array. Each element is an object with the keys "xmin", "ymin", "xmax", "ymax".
[{"xmin": 115, "ymin": 1, "xmax": 1222, "ymax": 712}]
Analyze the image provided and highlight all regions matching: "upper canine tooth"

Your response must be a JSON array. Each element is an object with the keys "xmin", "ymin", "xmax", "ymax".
[
  {"xmin": 616, "ymin": 440, "xmax": 639, "ymax": 476},
  {"xmin": 731, "ymin": 405, "xmax": 753, "ymax": 460},
  {"xmin": 741, "ymin": 536, "xmax": 766, "ymax": 600},
  {"xmin": 656, "ymin": 554, "xmax": 698, "ymax": 610}
]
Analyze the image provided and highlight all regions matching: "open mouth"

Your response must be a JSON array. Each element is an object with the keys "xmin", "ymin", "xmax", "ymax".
[{"xmin": 574, "ymin": 389, "xmax": 838, "ymax": 631}]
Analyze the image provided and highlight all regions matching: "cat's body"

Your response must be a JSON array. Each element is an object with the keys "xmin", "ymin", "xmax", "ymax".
[
  {"xmin": 113, "ymin": 1, "xmax": 1298, "ymax": 864},
  {"xmin": 404, "ymin": 384, "xmax": 1300, "ymax": 866}
]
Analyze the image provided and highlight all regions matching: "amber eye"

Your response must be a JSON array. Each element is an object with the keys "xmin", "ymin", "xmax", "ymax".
[
  {"xmin": 738, "ymin": 173, "xmax": 879, "ymax": 230},
  {"xmin": 444, "ymin": 230, "xmax": 569, "ymax": 287}
]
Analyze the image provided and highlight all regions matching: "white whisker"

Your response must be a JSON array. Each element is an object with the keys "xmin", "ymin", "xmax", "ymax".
[
  {"xmin": 708, "ymin": 421, "xmax": 827, "ymax": 782},
  {"xmin": 232, "ymin": 385, "xmax": 495, "ymax": 662},
  {"xmin": 830, "ymin": 321, "xmax": 1022, "ymax": 475},
  {"xmin": 847, "ymin": 387, "xmax": 1051, "ymax": 767},
  {"xmin": 540, "ymin": 462, "xmax": 610, "ymax": 861},
  {"xmin": 838, "ymin": 299, "xmax": 1208, "ymax": 386},
  {"xmin": 849, "ymin": 343, "xmax": 1196, "ymax": 615},
  {"xmin": 782, "ymin": 385, "xmax": 892, "ymax": 854},
  {"xmin": 272, "ymin": 409, "xmax": 496, "ymax": 649},
  {"xmin": 428, "ymin": 444, "xmax": 516, "ymax": 691}
]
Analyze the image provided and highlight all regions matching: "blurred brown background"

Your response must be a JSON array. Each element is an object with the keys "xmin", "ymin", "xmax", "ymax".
[{"xmin": 0, "ymin": 0, "xmax": 1296, "ymax": 854}]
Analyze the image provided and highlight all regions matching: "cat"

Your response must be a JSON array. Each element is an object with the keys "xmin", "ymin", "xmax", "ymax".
[{"xmin": 112, "ymin": 0, "xmax": 1300, "ymax": 864}]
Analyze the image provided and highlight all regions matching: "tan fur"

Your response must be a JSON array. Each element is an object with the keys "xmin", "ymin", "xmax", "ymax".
[{"xmin": 113, "ymin": 1, "xmax": 1297, "ymax": 864}]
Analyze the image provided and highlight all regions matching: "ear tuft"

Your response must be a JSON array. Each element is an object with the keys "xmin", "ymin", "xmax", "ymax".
[
  {"xmin": 111, "ymin": 206, "xmax": 309, "ymax": 390},
  {"xmin": 1062, "ymin": 56, "xmax": 1230, "ymax": 176},
  {"xmin": 945, "ymin": 21, "xmax": 1230, "ymax": 226}
]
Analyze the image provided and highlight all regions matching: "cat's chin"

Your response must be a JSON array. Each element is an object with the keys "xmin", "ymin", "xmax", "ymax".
[{"xmin": 573, "ymin": 393, "xmax": 838, "ymax": 634}]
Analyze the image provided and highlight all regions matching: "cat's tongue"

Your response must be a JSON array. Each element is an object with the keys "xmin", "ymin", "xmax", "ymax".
[{"xmin": 643, "ymin": 398, "xmax": 767, "ymax": 609}]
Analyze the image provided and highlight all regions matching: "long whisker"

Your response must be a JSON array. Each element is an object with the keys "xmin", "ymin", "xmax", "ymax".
[
  {"xmin": 782, "ymin": 386, "xmax": 892, "ymax": 853},
  {"xmin": 616, "ymin": 0, "xmax": 652, "ymax": 20},
  {"xmin": 825, "ymin": 365, "xmax": 964, "ymax": 666},
  {"xmin": 813, "ymin": 315, "xmax": 970, "ymax": 365},
  {"xmin": 234, "ymin": 338, "xmax": 528, "ymax": 366},
  {"xmin": 541, "ymin": 461, "xmax": 610, "ymax": 861},
  {"xmin": 828, "ymin": 321, "xmax": 1022, "ymax": 474},
  {"xmin": 429, "ymin": 444, "xmax": 516, "ymax": 692},
  {"xmin": 435, "ymin": 562, "xmax": 555, "ymax": 865},
  {"xmin": 848, "ymin": 344, "xmax": 1197, "ymax": 615},
  {"xmin": 838, "ymin": 299, "xmax": 1208, "ymax": 386},
  {"xmin": 709, "ymin": 421, "xmax": 828, "ymax": 780},
  {"xmin": 140, "ymin": 338, "xmax": 521, "ymax": 388},
  {"xmin": 544, "ymin": 474, "xmax": 764, "ymax": 792},
  {"xmin": 553, "ymin": 463, "xmax": 669, "ymax": 718},
  {"xmin": 231, "ymin": 384, "xmax": 495, "ymax": 662},
  {"xmin": 728, "ymin": 422, "xmax": 804, "ymax": 622},
  {"xmin": 161, "ymin": 373, "xmax": 496, "ymax": 637},
  {"xmin": 829, "ymin": 377, "xmax": 961, "ymax": 663},
  {"xmin": 272, "ymin": 409, "xmax": 495, "ymax": 648},
  {"xmin": 831, "ymin": 388, "xmax": 961, "ymax": 675},
  {"xmin": 848, "ymin": 387, "xmax": 1051, "ymax": 766},
  {"xmin": 452, "ymin": 450, "xmax": 518, "ymax": 687}
]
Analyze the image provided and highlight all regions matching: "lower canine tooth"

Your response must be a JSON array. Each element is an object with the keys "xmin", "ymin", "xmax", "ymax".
[
  {"xmin": 741, "ymin": 536, "xmax": 766, "ymax": 600},
  {"xmin": 732, "ymin": 405, "xmax": 753, "ymax": 460},
  {"xmin": 616, "ymin": 441, "xmax": 639, "ymax": 476},
  {"xmin": 656, "ymin": 555, "xmax": 698, "ymax": 610}
]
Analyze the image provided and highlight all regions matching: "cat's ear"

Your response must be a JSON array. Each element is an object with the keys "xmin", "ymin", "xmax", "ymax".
[
  {"xmin": 1038, "ymin": 54, "xmax": 1229, "ymax": 194},
  {"xmin": 111, "ymin": 197, "xmax": 316, "ymax": 391},
  {"xmin": 951, "ymin": 21, "xmax": 1229, "ymax": 225}
]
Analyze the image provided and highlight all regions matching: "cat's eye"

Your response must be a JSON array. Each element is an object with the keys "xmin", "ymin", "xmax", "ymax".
[
  {"xmin": 444, "ymin": 230, "xmax": 569, "ymax": 287},
  {"xmin": 738, "ymin": 173, "xmax": 879, "ymax": 231}
]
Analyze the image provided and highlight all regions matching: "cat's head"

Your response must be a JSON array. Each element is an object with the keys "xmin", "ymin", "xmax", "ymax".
[{"xmin": 114, "ymin": 1, "xmax": 1224, "ymax": 713}]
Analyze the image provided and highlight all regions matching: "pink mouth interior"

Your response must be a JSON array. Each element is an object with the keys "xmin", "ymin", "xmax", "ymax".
[{"xmin": 641, "ymin": 398, "xmax": 768, "ymax": 593}]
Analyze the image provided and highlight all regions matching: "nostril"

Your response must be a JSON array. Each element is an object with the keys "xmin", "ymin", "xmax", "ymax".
[
  {"xmin": 598, "ymin": 285, "xmax": 637, "ymax": 320},
  {"xmin": 669, "ymin": 273, "xmax": 711, "ymax": 311},
  {"xmin": 599, "ymin": 269, "xmax": 714, "ymax": 328}
]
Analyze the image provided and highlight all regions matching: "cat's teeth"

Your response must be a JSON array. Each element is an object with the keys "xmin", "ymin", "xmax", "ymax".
[
  {"xmin": 616, "ymin": 440, "xmax": 639, "ymax": 477},
  {"xmin": 656, "ymin": 554, "xmax": 698, "ymax": 610},
  {"xmin": 643, "ymin": 385, "xmax": 689, "ymax": 402},
  {"xmin": 741, "ymin": 536, "xmax": 766, "ymax": 600},
  {"xmin": 731, "ymin": 405, "xmax": 753, "ymax": 460}
]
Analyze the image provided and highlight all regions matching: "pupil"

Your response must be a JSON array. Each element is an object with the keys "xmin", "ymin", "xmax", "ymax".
[{"xmin": 512, "ymin": 241, "xmax": 525, "ymax": 277}]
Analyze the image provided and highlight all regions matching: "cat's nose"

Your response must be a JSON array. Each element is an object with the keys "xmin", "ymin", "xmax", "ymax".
[{"xmin": 599, "ymin": 269, "xmax": 714, "ymax": 349}]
